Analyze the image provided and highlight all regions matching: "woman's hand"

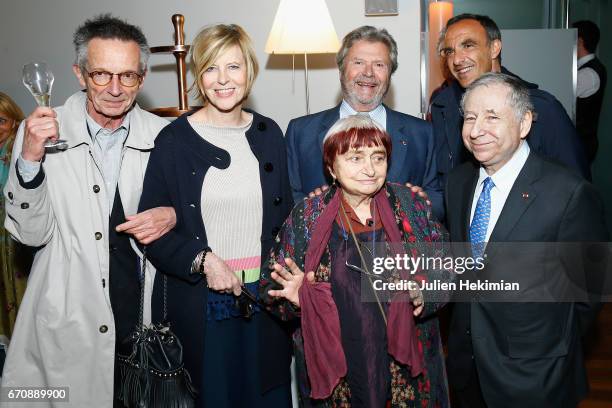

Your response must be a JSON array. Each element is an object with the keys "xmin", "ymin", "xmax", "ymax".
[
  {"xmin": 267, "ymin": 258, "xmax": 315, "ymax": 307},
  {"xmin": 203, "ymin": 252, "xmax": 242, "ymax": 296},
  {"xmin": 410, "ymin": 287, "xmax": 424, "ymax": 316}
]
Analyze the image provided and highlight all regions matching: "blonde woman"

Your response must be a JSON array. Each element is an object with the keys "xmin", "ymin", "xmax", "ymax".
[
  {"xmin": 138, "ymin": 24, "xmax": 293, "ymax": 407},
  {"xmin": 0, "ymin": 93, "xmax": 31, "ymax": 339}
]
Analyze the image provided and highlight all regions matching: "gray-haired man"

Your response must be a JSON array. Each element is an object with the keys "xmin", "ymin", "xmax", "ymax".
[
  {"xmin": 285, "ymin": 25, "xmax": 443, "ymax": 219},
  {"xmin": 444, "ymin": 72, "xmax": 607, "ymax": 408},
  {"xmin": 2, "ymin": 14, "xmax": 174, "ymax": 407}
]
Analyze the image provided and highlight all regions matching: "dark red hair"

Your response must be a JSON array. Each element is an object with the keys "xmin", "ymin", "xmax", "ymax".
[{"xmin": 322, "ymin": 124, "xmax": 392, "ymax": 176}]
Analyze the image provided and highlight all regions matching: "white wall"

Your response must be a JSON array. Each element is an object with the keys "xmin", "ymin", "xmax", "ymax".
[
  {"xmin": 501, "ymin": 29, "xmax": 577, "ymax": 120},
  {"xmin": 0, "ymin": 0, "xmax": 422, "ymax": 131}
]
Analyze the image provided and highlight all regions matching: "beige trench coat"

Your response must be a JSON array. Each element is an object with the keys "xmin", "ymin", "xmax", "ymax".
[{"xmin": 1, "ymin": 91, "xmax": 167, "ymax": 407}]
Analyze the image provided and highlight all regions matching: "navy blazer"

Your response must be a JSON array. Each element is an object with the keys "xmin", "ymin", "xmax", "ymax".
[
  {"xmin": 285, "ymin": 104, "xmax": 444, "ymax": 220},
  {"xmin": 445, "ymin": 152, "xmax": 608, "ymax": 407},
  {"xmin": 430, "ymin": 68, "xmax": 591, "ymax": 186},
  {"xmin": 138, "ymin": 111, "xmax": 294, "ymax": 399}
]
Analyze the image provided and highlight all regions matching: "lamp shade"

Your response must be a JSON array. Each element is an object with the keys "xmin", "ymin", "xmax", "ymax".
[{"xmin": 265, "ymin": 0, "xmax": 341, "ymax": 54}]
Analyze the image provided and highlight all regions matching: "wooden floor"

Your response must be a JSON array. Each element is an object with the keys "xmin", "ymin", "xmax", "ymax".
[{"xmin": 580, "ymin": 302, "xmax": 612, "ymax": 407}]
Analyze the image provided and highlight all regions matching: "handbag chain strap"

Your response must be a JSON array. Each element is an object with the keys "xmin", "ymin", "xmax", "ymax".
[{"xmin": 139, "ymin": 248, "xmax": 168, "ymax": 328}]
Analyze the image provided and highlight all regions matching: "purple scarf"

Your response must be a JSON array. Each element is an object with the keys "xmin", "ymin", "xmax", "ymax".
[{"xmin": 299, "ymin": 187, "xmax": 424, "ymax": 400}]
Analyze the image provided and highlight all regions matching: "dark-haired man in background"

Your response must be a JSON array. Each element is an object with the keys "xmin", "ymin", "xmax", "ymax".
[
  {"xmin": 573, "ymin": 20, "xmax": 607, "ymax": 163},
  {"xmin": 1, "ymin": 15, "xmax": 173, "ymax": 407},
  {"xmin": 431, "ymin": 14, "xmax": 590, "ymax": 185}
]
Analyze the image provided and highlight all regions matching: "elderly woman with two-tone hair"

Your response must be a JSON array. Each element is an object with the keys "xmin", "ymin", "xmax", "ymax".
[{"xmin": 260, "ymin": 115, "xmax": 453, "ymax": 407}]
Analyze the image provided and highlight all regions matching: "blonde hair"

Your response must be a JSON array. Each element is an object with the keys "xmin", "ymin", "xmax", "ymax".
[
  {"xmin": 190, "ymin": 24, "xmax": 259, "ymax": 104},
  {"xmin": 0, "ymin": 92, "xmax": 25, "ymax": 145}
]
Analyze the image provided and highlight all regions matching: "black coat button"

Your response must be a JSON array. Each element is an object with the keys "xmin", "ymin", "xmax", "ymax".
[
  {"xmin": 257, "ymin": 122, "xmax": 266, "ymax": 131},
  {"xmin": 264, "ymin": 163, "xmax": 273, "ymax": 172},
  {"xmin": 272, "ymin": 227, "xmax": 280, "ymax": 236},
  {"xmin": 93, "ymin": 185, "xmax": 100, "ymax": 193},
  {"xmin": 8, "ymin": 192, "xmax": 13, "ymax": 200},
  {"xmin": 466, "ymin": 329, "xmax": 471, "ymax": 336},
  {"xmin": 95, "ymin": 232, "xmax": 103, "ymax": 240},
  {"xmin": 20, "ymin": 202, "xmax": 29, "ymax": 209},
  {"xmin": 99, "ymin": 325, "xmax": 108, "ymax": 333},
  {"xmin": 110, "ymin": 245, "xmax": 117, "ymax": 253},
  {"xmin": 273, "ymin": 196, "xmax": 282, "ymax": 206}
]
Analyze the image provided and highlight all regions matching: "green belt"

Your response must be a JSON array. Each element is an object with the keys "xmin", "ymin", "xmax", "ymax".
[{"xmin": 235, "ymin": 267, "xmax": 260, "ymax": 284}]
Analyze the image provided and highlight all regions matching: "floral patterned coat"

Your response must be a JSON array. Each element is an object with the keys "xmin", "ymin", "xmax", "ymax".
[{"xmin": 260, "ymin": 183, "xmax": 452, "ymax": 407}]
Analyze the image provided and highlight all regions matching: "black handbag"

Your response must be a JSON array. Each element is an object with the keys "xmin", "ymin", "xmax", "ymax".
[{"xmin": 117, "ymin": 249, "xmax": 197, "ymax": 408}]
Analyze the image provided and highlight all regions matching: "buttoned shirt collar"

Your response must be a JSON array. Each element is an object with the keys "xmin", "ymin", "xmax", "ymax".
[
  {"xmin": 481, "ymin": 141, "xmax": 530, "ymax": 197},
  {"xmin": 578, "ymin": 53, "xmax": 595, "ymax": 68},
  {"xmin": 470, "ymin": 142, "xmax": 530, "ymax": 242},
  {"xmin": 339, "ymin": 100, "xmax": 387, "ymax": 130},
  {"xmin": 85, "ymin": 109, "xmax": 131, "ymax": 144},
  {"xmin": 84, "ymin": 103, "xmax": 131, "ymax": 212}
]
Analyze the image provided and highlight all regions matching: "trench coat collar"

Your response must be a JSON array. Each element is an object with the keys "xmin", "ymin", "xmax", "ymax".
[{"xmin": 59, "ymin": 90, "xmax": 156, "ymax": 151}]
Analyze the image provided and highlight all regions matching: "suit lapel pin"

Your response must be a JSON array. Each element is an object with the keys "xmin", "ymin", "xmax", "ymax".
[{"xmin": 521, "ymin": 192, "xmax": 529, "ymax": 199}]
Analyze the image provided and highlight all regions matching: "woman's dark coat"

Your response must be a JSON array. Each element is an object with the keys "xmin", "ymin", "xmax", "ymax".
[{"xmin": 138, "ymin": 111, "xmax": 294, "ymax": 401}]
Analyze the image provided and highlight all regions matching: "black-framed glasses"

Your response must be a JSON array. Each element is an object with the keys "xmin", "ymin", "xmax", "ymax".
[
  {"xmin": 344, "ymin": 238, "xmax": 385, "ymax": 277},
  {"xmin": 85, "ymin": 70, "xmax": 143, "ymax": 87}
]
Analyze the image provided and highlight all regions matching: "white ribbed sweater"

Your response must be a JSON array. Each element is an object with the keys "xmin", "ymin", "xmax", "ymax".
[{"xmin": 188, "ymin": 116, "xmax": 263, "ymax": 283}]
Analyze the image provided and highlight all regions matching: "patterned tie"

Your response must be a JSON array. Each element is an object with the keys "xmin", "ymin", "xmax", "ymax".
[{"xmin": 469, "ymin": 177, "xmax": 495, "ymax": 258}]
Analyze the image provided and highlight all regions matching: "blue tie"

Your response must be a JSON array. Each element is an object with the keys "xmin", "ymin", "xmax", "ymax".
[{"xmin": 470, "ymin": 177, "xmax": 495, "ymax": 258}]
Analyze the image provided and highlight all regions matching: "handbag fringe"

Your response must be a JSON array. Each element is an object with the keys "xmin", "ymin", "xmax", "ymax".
[{"xmin": 118, "ymin": 353, "xmax": 197, "ymax": 408}]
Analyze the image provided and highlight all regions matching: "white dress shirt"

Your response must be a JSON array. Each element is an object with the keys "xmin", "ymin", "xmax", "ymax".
[
  {"xmin": 577, "ymin": 54, "xmax": 601, "ymax": 98},
  {"xmin": 470, "ymin": 142, "xmax": 530, "ymax": 243},
  {"xmin": 339, "ymin": 100, "xmax": 387, "ymax": 130}
]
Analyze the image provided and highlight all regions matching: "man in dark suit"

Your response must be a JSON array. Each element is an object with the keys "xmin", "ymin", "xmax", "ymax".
[
  {"xmin": 286, "ymin": 26, "xmax": 443, "ymax": 219},
  {"xmin": 573, "ymin": 20, "xmax": 607, "ymax": 163},
  {"xmin": 445, "ymin": 72, "xmax": 608, "ymax": 407},
  {"xmin": 431, "ymin": 14, "xmax": 590, "ymax": 186}
]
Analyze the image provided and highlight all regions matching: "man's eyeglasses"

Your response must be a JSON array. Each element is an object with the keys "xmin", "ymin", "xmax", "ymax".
[{"xmin": 85, "ymin": 70, "xmax": 143, "ymax": 87}]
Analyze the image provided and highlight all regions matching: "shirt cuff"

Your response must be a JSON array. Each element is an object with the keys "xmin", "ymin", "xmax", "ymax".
[
  {"xmin": 17, "ymin": 156, "xmax": 41, "ymax": 182},
  {"xmin": 16, "ymin": 156, "xmax": 44, "ymax": 189}
]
